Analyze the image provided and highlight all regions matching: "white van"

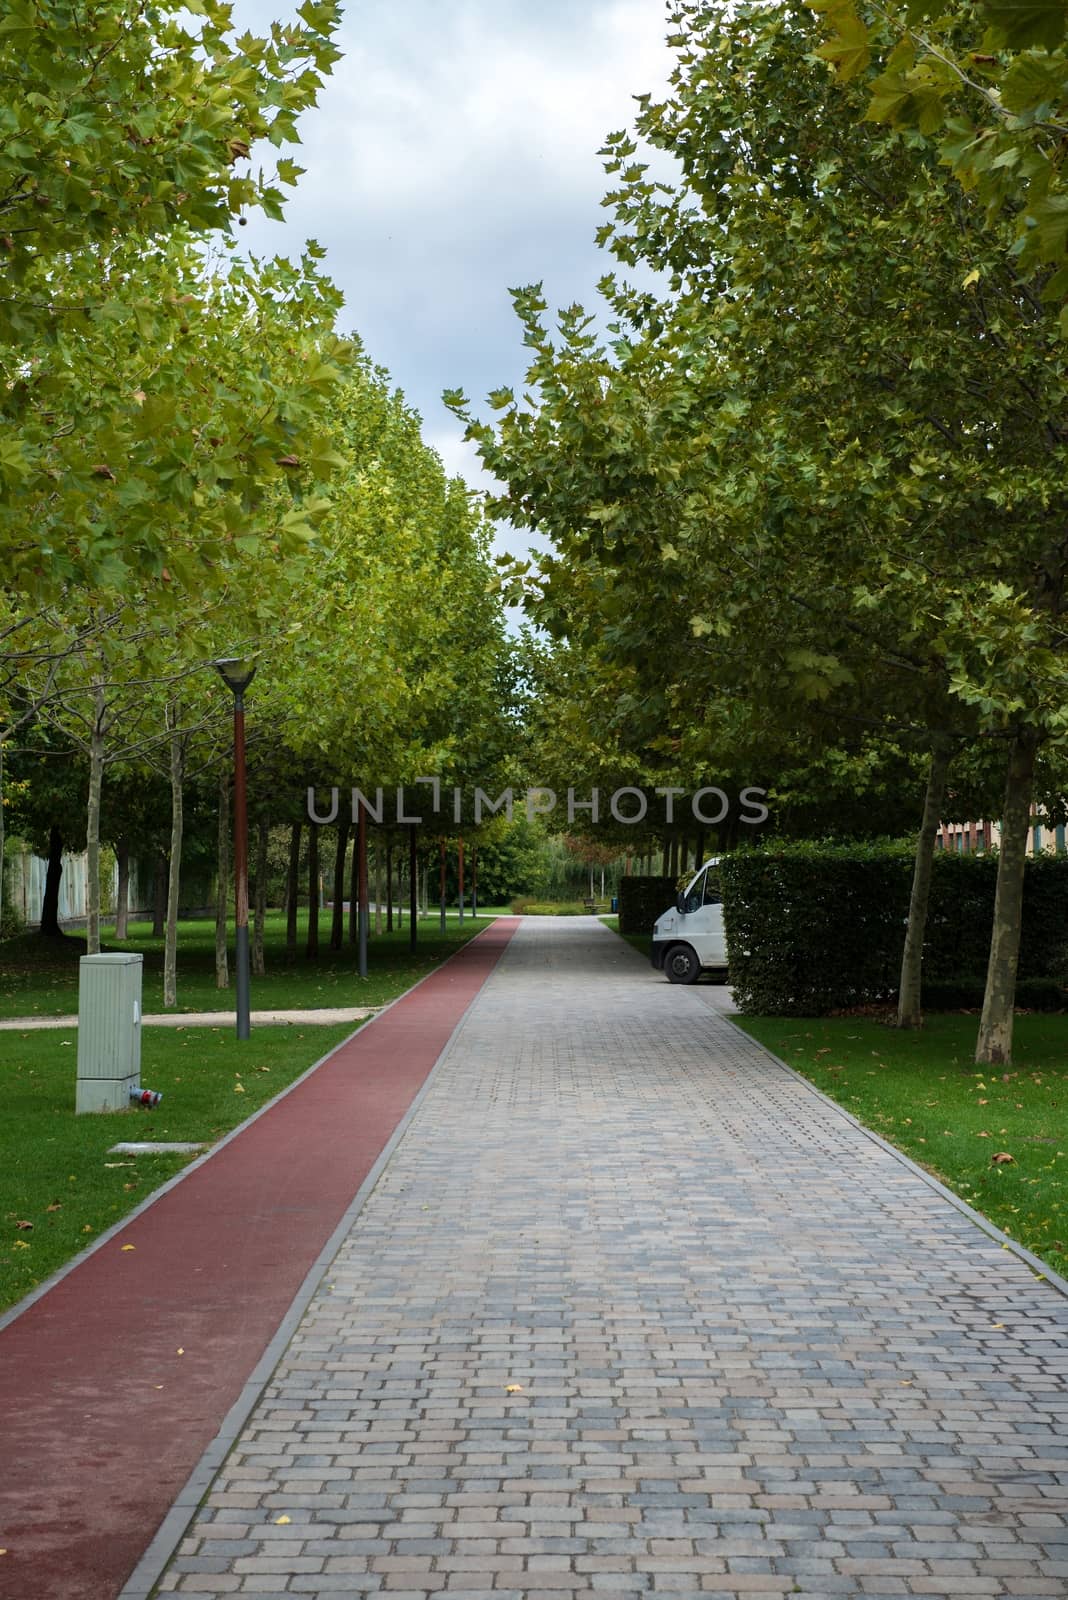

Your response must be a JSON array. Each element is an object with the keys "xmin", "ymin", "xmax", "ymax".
[{"xmin": 650, "ymin": 857, "xmax": 728, "ymax": 984}]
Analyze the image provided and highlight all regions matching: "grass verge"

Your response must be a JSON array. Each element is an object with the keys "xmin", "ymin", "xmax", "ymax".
[
  {"xmin": 0, "ymin": 909, "xmax": 490, "ymax": 1019},
  {"xmin": 0, "ymin": 1020, "xmax": 355, "ymax": 1312},
  {"xmin": 600, "ymin": 914, "xmax": 652, "ymax": 960},
  {"xmin": 735, "ymin": 1012, "xmax": 1068, "ymax": 1283}
]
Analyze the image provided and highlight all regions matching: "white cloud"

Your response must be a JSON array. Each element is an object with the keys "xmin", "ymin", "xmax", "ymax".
[{"xmin": 232, "ymin": 0, "xmax": 678, "ymax": 565}]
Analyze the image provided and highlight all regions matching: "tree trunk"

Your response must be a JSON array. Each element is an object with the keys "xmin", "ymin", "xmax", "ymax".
[
  {"xmin": 114, "ymin": 836, "xmax": 130, "ymax": 941},
  {"xmin": 286, "ymin": 820, "xmax": 301, "ymax": 954},
  {"xmin": 976, "ymin": 728, "xmax": 1041, "ymax": 1065},
  {"xmin": 152, "ymin": 849, "xmax": 166, "ymax": 938},
  {"xmin": 163, "ymin": 708, "xmax": 184, "ymax": 1009},
  {"xmin": 348, "ymin": 829, "xmax": 358, "ymax": 945},
  {"xmin": 40, "ymin": 825, "xmax": 64, "ymax": 937},
  {"xmin": 252, "ymin": 815, "xmax": 269, "ymax": 977},
  {"xmin": 306, "ymin": 822, "xmax": 319, "ymax": 958},
  {"xmin": 0, "ymin": 740, "xmax": 5, "ymax": 935},
  {"xmin": 216, "ymin": 769, "xmax": 230, "ymax": 988},
  {"xmin": 85, "ymin": 684, "xmax": 106, "ymax": 954},
  {"xmin": 329, "ymin": 819, "xmax": 350, "ymax": 951},
  {"xmin": 896, "ymin": 739, "xmax": 952, "ymax": 1029}
]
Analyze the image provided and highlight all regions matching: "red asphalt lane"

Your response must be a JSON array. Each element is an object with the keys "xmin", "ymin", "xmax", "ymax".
[{"xmin": 0, "ymin": 918, "xmax": 518, "ymax": 1600}]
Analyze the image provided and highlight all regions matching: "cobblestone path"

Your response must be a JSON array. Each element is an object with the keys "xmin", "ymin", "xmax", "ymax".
[{"xmin": 155, "ymin": 918, "xmax": 1068, "ymax": 1600}]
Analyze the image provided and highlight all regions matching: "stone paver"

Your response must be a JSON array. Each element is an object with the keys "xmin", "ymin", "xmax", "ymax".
[{"xmin": 149, "ymin": 919, "xmax": 1068, "ymax": 1600}]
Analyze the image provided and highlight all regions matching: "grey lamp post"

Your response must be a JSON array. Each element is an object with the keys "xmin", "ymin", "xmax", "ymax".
[{"xmin": 214, "ymin": 657, "xmax": 257, "ymax": 1040}]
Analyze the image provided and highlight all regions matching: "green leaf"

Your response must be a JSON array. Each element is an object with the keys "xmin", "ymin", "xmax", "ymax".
[{"xmin": 980, "ymin": 0, "xmax": 1067, "ymax": 50}]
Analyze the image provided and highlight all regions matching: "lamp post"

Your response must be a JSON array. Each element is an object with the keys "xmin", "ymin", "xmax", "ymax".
[{"xmin": 214, "ymin": 657, "xmax": 257, "ymax": 1040}]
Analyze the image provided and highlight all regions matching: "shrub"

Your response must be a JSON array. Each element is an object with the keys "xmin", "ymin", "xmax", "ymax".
[
  {"xmin": 618, "ymin": 876, "xmax": 678, "ymax": 936},
  {"xmin": 919, "ymin": 975, "xmax": 1067, "ymax": 1012},
  {"xmin": 720, "ymin": 841, "xmax": 1068, "ymax": 1016}
]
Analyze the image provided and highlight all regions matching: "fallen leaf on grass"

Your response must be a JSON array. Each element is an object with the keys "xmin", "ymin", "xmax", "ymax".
[
  {"xmin": 12, "ymin": 1240, "xmax": 29, "ymax": 1251},
  {"xmin": 976, "ymin": 1131, "xmax": 991, "ymax": 1138},
  {"xmin": 14, "ymin": 1220, "xmax": 32, "ymax": 1231},
  {"xmin": 233, "ymin": 1083, "xmax": 245, "ymax": 1094},
  {"xmin": 45, "ymin": 1202, "xmax": 62, "ymax": 1213},
  {"xmin": 992, "ymin": 1152, "xmax": 1015, "ymax": 1165}
]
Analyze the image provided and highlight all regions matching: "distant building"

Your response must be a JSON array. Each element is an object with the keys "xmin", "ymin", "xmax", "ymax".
[{"xmin": 936, "ymin": 818, "xmax": 1067, "ymax": 855}]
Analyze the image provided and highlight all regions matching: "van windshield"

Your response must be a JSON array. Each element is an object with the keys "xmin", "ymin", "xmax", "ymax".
[{"xmin": 681, "ymin": 866, "xmax": 721, "ymax": 913}]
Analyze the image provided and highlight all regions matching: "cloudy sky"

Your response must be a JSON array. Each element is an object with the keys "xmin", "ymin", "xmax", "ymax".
[{"xmin": 235, "ymin": 0, "xmax": 677, "ymax": 553}]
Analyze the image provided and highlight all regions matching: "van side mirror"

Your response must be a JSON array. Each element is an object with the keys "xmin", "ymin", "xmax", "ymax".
[{"xmin": 676, "ymin": 892, "xmax": 687, "ymax": 914}]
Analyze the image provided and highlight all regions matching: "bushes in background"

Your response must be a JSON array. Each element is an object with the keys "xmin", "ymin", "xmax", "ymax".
[
  {"xmin": 618, "ymin": 876, "xmax": 678, "ymax": 935},
  {"xmin": 720, "ymin": 841, "xmax": 1068, "ymax": 1016}
]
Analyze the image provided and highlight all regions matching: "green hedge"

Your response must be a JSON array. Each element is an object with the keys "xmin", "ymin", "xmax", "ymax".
[
  {"xmin": 720, "ymin": 841, "xmax": 1068, "ymax": 1016},
  {"xmin": 618, "ymin": 875, "xmax": 678, "ymax": 935}
]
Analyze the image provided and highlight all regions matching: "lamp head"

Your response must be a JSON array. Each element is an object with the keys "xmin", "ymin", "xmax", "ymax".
[{"xmin": 213, "ymin": 657, "xmax": 258, "ymax": 696}]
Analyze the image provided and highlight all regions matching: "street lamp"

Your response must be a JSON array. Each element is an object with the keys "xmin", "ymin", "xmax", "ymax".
[{"xmin": 214, "ymin": 657, "xmax": 258, "ymax": 1040}]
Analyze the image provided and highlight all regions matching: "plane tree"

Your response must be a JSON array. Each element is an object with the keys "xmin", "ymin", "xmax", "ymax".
[{"xmin": 451, "ymin": 0, "xmax": 1068, "ymax": 1061}]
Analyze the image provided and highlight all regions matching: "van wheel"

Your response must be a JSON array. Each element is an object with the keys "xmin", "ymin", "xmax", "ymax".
[{"xmin": 665, "ymin": 944, "xmax": 701, "ymax": 984}]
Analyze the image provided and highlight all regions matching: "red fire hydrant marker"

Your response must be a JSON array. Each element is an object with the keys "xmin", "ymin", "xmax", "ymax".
[{"xmin": 0, "ymin": 918, "xmax": 519, "ymax": 1600}]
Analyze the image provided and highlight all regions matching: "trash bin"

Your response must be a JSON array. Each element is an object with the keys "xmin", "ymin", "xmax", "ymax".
[{"xmin": 610, "ymin": 896, "xmax": 618, "ymax": 912}]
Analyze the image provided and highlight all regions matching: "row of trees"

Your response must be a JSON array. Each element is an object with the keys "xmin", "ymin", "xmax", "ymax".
[
  {"xmin": 0, "ymin": 1, "xmax": 520, "ymax": 1003},
  {"xmin": 449, "ymin": 0, "xmax": 1068, "ymax": 1065}
]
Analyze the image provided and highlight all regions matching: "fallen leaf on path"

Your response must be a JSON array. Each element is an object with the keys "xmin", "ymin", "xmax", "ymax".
[
  {"xmin": 275, "ymin": 1515, "xmax": 291, "ymax": 1525},
  {"xmin": 505, "ymin": 1385, "xmax": 524, "ymax": 1393},
  {"xmin": 121, "ymin": 1244, "xmax": 136, "ymax": 1252},
  {"xmin": 176, "ymin": 1347, "xmax": 184, "ymax": 1356}
]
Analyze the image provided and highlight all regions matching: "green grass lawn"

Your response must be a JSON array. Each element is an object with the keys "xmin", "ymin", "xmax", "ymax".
[
  {"xmin": 600, "ymin": 915, "xmax": 652, "ymax": 960},
  {"xmin": 736, "ymin": 1012, "xmax": 1068, "ymax": 1282},
  {"xmin": 0, "ymin": 1020, "xmax": 355, "ymax": 1312},
  {"xmin": 0, "ymin": 908, "xmax": 491, "ymax": 1019}
]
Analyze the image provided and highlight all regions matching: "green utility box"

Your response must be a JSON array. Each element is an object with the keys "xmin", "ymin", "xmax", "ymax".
[{"xmin": 75, "ymin": 952, "xmax": 143, "ymax": 1114}]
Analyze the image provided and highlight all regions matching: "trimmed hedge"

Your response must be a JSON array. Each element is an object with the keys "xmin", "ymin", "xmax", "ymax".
[
  {"xmin": 920, "ymin": 975, "xmax": 1068, "ymax": 1012},
  {"xmin": 618, "ymin": 875, "xmax": 678, "ymax": 935},
  {"xmin": 720, "ymin": 841, "xmax": 1068, "ymax": 1016}
]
